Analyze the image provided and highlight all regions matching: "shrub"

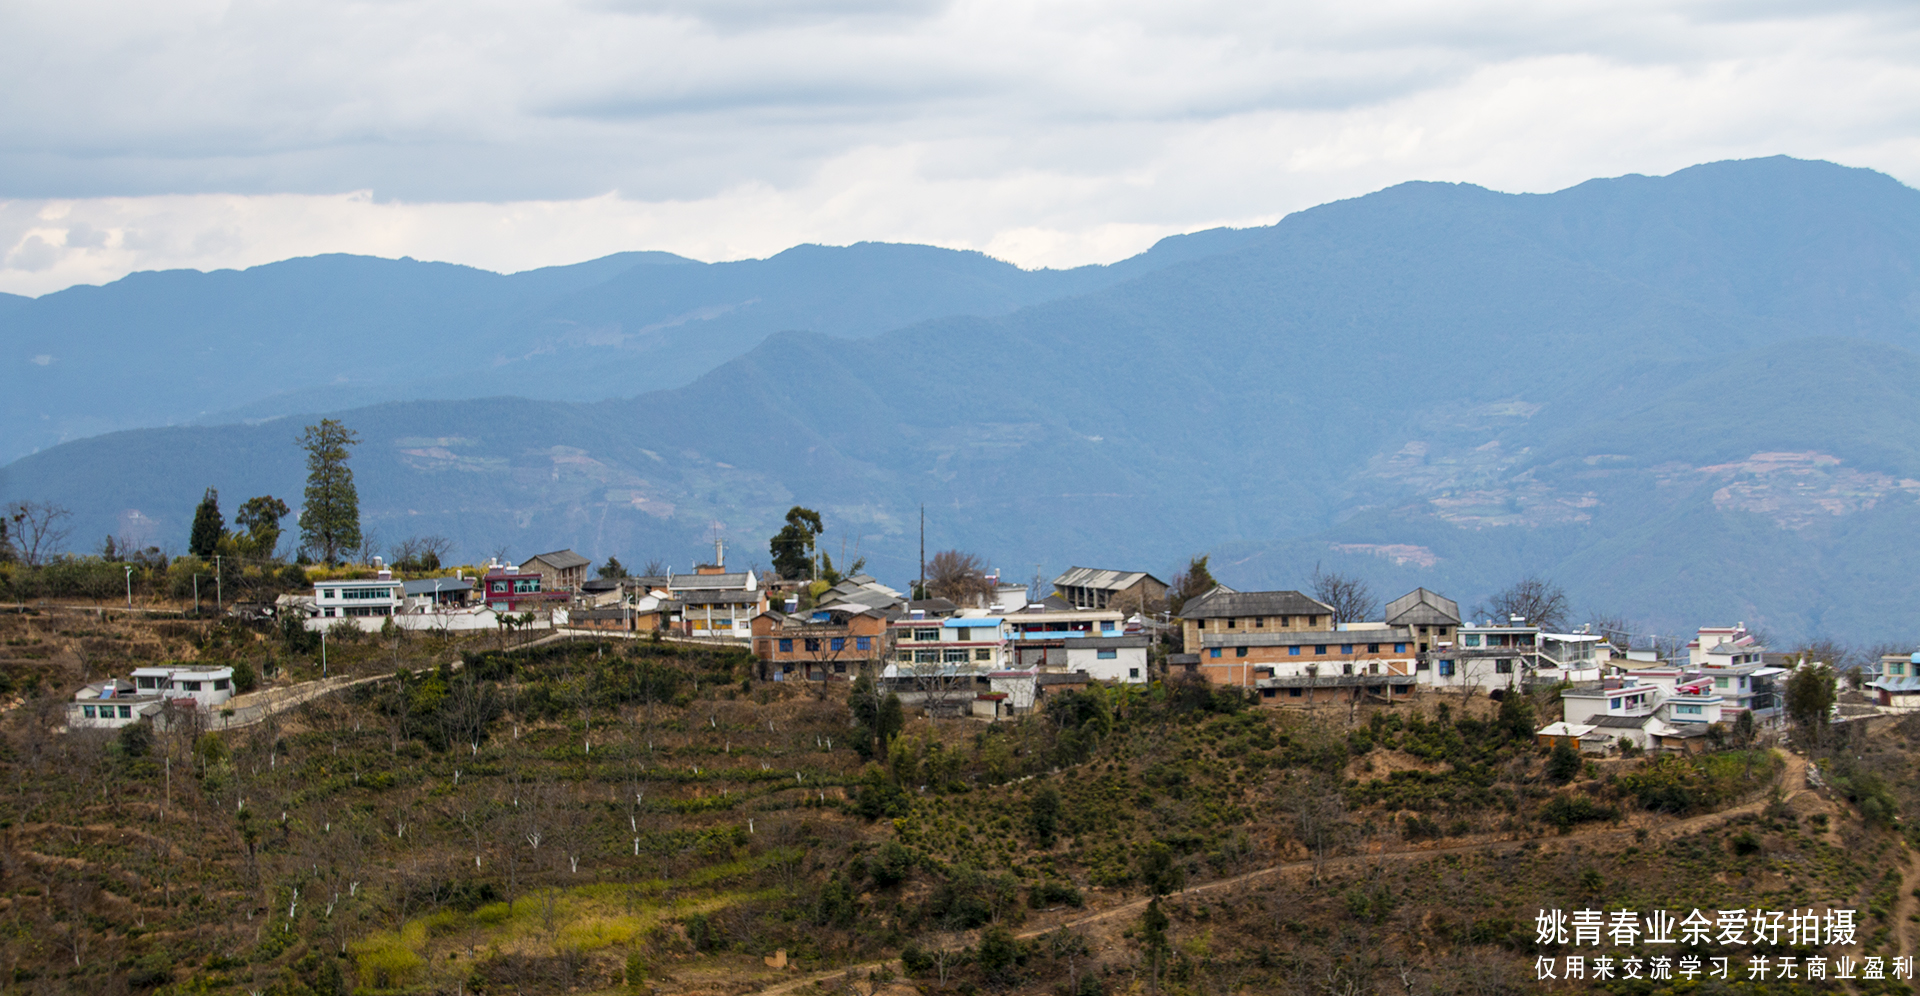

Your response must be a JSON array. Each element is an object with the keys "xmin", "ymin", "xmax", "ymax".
[
  {"xmin": 1028, "ymin": 880, "xmax": 1084, "ymax": 909},
  {"xmin": 901, "ymin": 943, "xmax": 934, "ymax": 977},
  {"xmin": 1546, "ymin": 742, "xmax": 1582, "ymax": 783},
  {"xmin": 1539, "ymin": 795, "xmax": 1619, "ymax": 831}
]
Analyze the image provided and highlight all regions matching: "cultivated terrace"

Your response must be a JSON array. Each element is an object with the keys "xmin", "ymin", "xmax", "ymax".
[{"xmin": 0, "ymin": 606, "xmax": 1914, "ymax": 996}]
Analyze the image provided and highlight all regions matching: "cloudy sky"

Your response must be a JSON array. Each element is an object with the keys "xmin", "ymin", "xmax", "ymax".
[{"xmin": 2, "ymin": 0, "xmax": 1917, "ymax": 295}]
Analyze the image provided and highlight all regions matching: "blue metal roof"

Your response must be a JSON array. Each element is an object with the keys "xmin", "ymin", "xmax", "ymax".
[{"xmin": 943, "ymin": 617, "xmax": 1003, "ymax": 628}]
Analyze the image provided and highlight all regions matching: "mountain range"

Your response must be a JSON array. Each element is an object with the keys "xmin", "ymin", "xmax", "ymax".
[{"xmin": 6, "ymin": 155, "xmax": 1920, "ymax": 645}]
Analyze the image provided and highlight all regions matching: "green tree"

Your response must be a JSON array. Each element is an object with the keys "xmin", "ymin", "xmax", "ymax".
[
  {"xmin": 1141, "ymin": 897, "xmax": 1170, "ymax": 993},
  {"xmin": 1784, "ymin": 662, "xmax": 1837, "ymax": 745},
  {"xmin": 1166, "ymin": 554, "xmax": 1216, "ymax": 614},
  {"xmin": 297, "ymin": 420, "xmax": 361, "ymax": 565},
  {"xmin": 849, "ymin": 673, "xmax": 906, "ymax": 760},
  {"xmin": 189, "ymin": 487, "xmax": 225, "ymax": 559},
  {"xmin": 234, "ymin": 495, "xmax": 290, "ymax": 558},
  {"xmin": 1028, "ymin": 784, "xmax": 1061, "ymax": 847},
  {"xmin": 1546, "ymin": 740, "xmax": 1582, "ymax": 783},
  {"xmin": 768, "ymin": 506, "xmax": 824, "ymax": 580},
  {"xmin": 598, "ymin": 556, "xmax": 627, "ymax": 580}
]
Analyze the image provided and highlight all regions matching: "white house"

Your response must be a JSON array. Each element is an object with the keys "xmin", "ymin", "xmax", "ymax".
[
  {"xmin": 132, "ymin": 664, "xmax": 236, "ymax": 709},
  {"xmin": 1064, "ymin": 635, "xmax": 1150, "ymax": 683},
  {"xmin": 67, "ymin": 679, "xmax": 163, "ymax": 728},
  {"xmin": 312, "ymin": 565, "xmax": 405, "ymax": 622}
]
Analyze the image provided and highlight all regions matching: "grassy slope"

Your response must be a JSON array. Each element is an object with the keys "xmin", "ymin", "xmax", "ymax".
[{"xmin": 0, "ymin": 609, "xmax": 1914, "ymax": 996}]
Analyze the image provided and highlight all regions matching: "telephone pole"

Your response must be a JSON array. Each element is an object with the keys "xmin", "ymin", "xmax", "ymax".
[{"xmin": 917, "ymin": 505, "xmax": 925, "ymax": 600}]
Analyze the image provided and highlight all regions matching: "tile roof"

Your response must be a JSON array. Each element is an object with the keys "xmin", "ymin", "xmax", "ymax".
[
  {"xmin": 1383, "ymin": 588, "xmax": 1462, "ymax": 627},
  {"xmin": 1052, "ymin": 567, "xmax": 1165, "ymax": 591},
  {"xmin": 1181, "ymin": 589, "xmax": 1333, "ymax": 619},
  {"xmin": 523, "ymin": 550, "xmax": 590, "ymax": 570}
]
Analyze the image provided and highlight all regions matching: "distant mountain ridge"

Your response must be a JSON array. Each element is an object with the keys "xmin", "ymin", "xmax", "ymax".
[
  {"xmin": 0, "ymin": 228, "xmax": 1269, "ymax": 463},
  {"xmin": 7, "ymin": 156, "xmax": 1920, "ymax": 643}
]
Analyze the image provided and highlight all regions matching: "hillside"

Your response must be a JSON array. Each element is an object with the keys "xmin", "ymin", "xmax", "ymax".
[
  {"xmin": 7, "ymin": 157, "xmax": 1920, "ymax": 641},
  {"xmin": 0, "ymin": 231, "xmax": 1263, "ymax": 464},
  {"xmin": 0, "ymin": 610, "xmax": 1914, "ymax": 996}
]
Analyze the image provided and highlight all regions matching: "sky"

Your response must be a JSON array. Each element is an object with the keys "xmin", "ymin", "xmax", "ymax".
[{"xmin": 3, "ymin": 0, "xmax": 1918, "ymax": 296}]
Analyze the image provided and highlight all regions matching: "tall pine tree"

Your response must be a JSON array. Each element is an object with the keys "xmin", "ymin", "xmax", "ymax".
[
  {"xmin": 297, "ymin": 420, "xmax": 361, "ymax": 565},
  {"xmin": 188, "ymin": 487, "xmax": 224, "ymax": 558}
]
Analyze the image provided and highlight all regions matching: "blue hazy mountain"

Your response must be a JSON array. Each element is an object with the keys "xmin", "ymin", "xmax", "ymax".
[
  {"xmin": 0, "ymin": 230, "xmax": 1267, "ymax": 463},
  {"xmin": 6, "ymin": 157, "xmax": 1920, "ymax": 643}
]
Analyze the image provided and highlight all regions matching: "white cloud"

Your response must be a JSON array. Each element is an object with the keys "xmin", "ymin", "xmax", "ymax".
[{"xmin": 1, "ymin": 0, "xmax": 1918, "ymax": 295}]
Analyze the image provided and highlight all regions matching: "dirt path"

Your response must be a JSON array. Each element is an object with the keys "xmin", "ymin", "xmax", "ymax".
[{"xmin": 754, "ymin": 751, "xmax": 1809, "ymax": 995}]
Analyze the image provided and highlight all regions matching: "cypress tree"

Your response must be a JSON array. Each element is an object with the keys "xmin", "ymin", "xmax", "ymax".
[
  {"xmin": 297, "ymin": 419, "xmax": 362, "ymax": 565},
  {"xmin": 188, "ymin": 487, "xmax": 224, "ymax": 558}
]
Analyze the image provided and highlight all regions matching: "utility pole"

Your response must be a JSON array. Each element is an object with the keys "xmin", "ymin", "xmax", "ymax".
[
  {"xmin": 321, "ymin": 630, "xmax": 328, "ymax": 678},
  {"xmin": 193, "ymin": 574, "xmax": 201, "ymax": 615},
  {"xmin": 124, "ymin": 566, "xmax": 134, "ymax": 609},
  {"xmin": 214, "ymin": 554, "xmax": 223, "ymax": 614},
  {"xmin": 918, "ymin": 505, "xmax": 925, "ymax": 600}
]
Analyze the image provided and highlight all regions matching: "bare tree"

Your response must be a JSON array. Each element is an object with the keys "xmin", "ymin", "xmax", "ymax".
[
  {"xmin": 6, "ymin": 501, "xmax": 72, "ymax": 567},
  {"xmin": 1584, "ymin": 611, "xmax": 1637, "ymax": 651},
  {"xmin": 1283, "ymin": 771, "xmax": 1350, "ymax": 883},
  {"xmin": 1309, "ymin": 562, "xmax": 1378, "ymax": 624},
  {"xmin": 390, "ymin": 535, "xmax": 454, "ymax": 572},
  {"xmin": 925, "ymin": 549, "xmax": 992, "ymax": 606},
  {"xmin": 1479, "ymin": 575, "xmax": 1569, "ymax": 631}
]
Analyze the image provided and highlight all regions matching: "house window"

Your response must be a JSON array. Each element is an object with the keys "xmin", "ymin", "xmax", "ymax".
[
  {"xmin": 323, "ymin": 607, "xmax": 335, "ymax": 617},
  {"xmin": 118, "ymin": 705, "xmax": 132, "ymax": 718},
  {"xmin": 1255, "ymin": 617, "xmax": 1265, "ymax": 628},
  {"xmin": 1209, "ymin": 648, "xmax": 1222, "ymax": 658},
  {"xmin": 856, "ymin": 636, "xmax": 871, "ymax": 651},
  {"xmin": 1097, "ymin": 649, "xmax": 1117, "ymax": 659},
  {"xmin": 1100, "ymin": 620, "xmax": 1116, "ymax": 632},
  {"xmin": 180, "ymin": 681, "xmax": 202, "ymax": 691},
  {"xmin": 1418, "ymin": 626, "xmax": 1428, "ymax": 635},
  {"xmin": 1394, "ymin": 643, "xmax": 1406, "ymax": 653},
  {"xmin": 1678, "ymin": 704, "xmax": 1702, "ymax": 715},
  {"xmin": 1129, "ymin": 668, "xmax": 1140, "ymax": 679},
  {"xmin": 1715, "ymin": 677, "xmax": 1729, "ymax": 689},
  {"xmin": 213, "ymin": 679, "xmax": 230, "ymax": 690},
  {"xmin": 1438, "ymin": 660, "xmax": 1455, "ymax": 677},
  {"xmin": 915, "ymin": 650, "xmax": 938, "ymax": 663},
  {"xmin": 914, "ymin": 628, "xmax": 938, "ymax": 641},
  {"xmin": 1342, "ymin": 663, "xmax": 1353, "ymax": 675},
  {"xmin": 943, "ymin": 649, "xmax": 968, "ymax": 663},
  {"xmin": 804, "ymin": 638, "xmax": 821, "ymax": 652},
  {"xmin": 975, "ymin": 649, "xmax": 992, "ymax": 661},
  {"xmin": 1436, "ymin": 627, "xmax": 1450, "ymax": 636},
  {"xmin": 1610, "ymin": 698, "xmax": 1622, "ymax": 709},
  {"xmin": 1368, "ymin": 643, "xmax": 1379, "ymax": 653},
  {"xmin": 1463, "ymin": 634, "xmax": 1481, "ymax": 647},
  {"xmin": 1314, "ymin": 645, "xmax": 1327, "ymax": 655},
  {"xmin": 1281, "ymin": 616, "xmax": 1291, "ymax": 627},
  {"xmin": 830, "ymin": 637, "xmax": 846, "ymax": 651},
  {"xmin": 82, "ymin": 705, "xmax": 97, "ymax": 718},
  {"xmin": 1341, "ymin": 644, "xmax": 1354, "ymax": 654},
  {"xmin": 1288, "ymin": 646, "xmax": 1301, "ymax": 656},
  {"xmin": 137, "ymin": 676, "xmax": 158, "ymax": 689},
  {"xmin": 1495, "ymin": 659, "xmax": 1513, "ymax": 674},
  {"xmin": 779, "ymin": 638, "xmax": 793, "ymax": 653},
  {"xmin": 1226, "ymin": 618, "xmax": 1236, "ymax": 629},
  {"xmin": 1235, "ymin": 646, "xmax": 1248, "ymax": 658},
  {"xmin": 1288, "ymin": 687, "xmax": 1302, "ymax": 697}
]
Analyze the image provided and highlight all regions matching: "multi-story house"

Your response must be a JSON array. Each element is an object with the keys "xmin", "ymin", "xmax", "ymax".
[
  {"xmin": 313, "ymin": 565, "xmax": 405, "ymax": 622},
  {"xmin": 752, "ymin": 605, "xmax": 891, "ymax": 679},
  {"xmin": 480, "ymin": 563, "xmax": 565, "ymax": 613},
  {"xmin": 518, "ymin": 550, "xmax": 591, "ymax": 594},
  {"xmin": 888, "ymin": 612, "xmax": 1011, "ymax": 673},
  {"xmin": 1868, "ymin": 653, "xmax": 1920, "ymax": 711},
  {"xmin": 1006, "ymin": 604, "xmax": 1128, "ymax": 668},
  {"xmin": 1052, "ymin": 567, "xmax": 1169, "ymax": 612},
  {"xmin": 678, "ymin": 588, "xmax": 767, "ymax": 640}
]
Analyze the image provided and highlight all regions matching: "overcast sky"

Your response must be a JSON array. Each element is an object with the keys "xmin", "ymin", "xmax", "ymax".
[{"xmin": 2, "ymin": 0, "xmax": 1917, "ymax": 295}]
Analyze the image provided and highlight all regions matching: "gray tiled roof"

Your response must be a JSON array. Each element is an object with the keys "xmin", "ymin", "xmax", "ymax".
[
  {"xmin": 403, "ymin": 577, "xmax": 474, "ymax": 595},
  {"xmin": 1181, "ymin": 590, "xmax": 1333, "ymax": 619},
  {"xmin": 1067, "ymin": 635, "xmax": 1153, "ymax": 649},
  {"xmin": 524, "ymin": 550, "xmax": 590, "ymax": 570},
  {"xmin": 1383, "ymin": 588, "xmax": 1462, "ymax": 627},
  {"xmin": 668, "ymin": 572, "xmax": 754, "ymax": 590},
  {"xmin": 1053, "ymin": 567, "xmax": 1165, "ymax": 591}
]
